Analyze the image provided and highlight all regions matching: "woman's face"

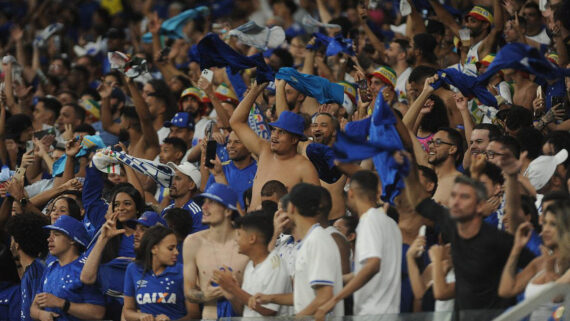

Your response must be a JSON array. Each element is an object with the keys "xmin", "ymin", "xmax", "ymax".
[
  {"xmin": 541, "ymin": 212, "xmax": 558, "ymax": 249},
  {"xmin": 152, "ymin": 233, "xmax": 178, "ymax": 266},
  {"xmin": 50, "ymin": 198, "xmax": 70, "ymax": 224},
  {"xmin": 47, "ymin": 230, "xmax": 73, "ymax": 257},
  {"xmin": 113, "ymin": 192, "xmax": 137, "ymax": 222},
  {"xmin": 134, "ymin": 224, "xmax": 147, "ymax": 250}
]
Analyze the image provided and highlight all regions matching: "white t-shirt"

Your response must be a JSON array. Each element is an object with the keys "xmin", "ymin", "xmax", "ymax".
[
  {"xmin": 527, "ymin": 28, "xmax": 551, "ymax": 46},
  {"xmin": 396, "ymin": 67, "xmax": 412, "ymax": 104},
  {"xmin": 294, "ymin": 224, "xmax": 344, "ymax": 316},
  {"xmin": 242, "ymin": 252, "xmax": 293, "ymax": 317},
  {"xmin": 274, "ymin": 234, "xmax": 297, "ymax": 278},
  {"xmin": 353, "ymin": 207, "xmax": 402, "ymax": 315}
]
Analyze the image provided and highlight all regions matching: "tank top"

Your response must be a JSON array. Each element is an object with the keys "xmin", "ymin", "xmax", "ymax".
[{"xmin": 524, "ymin": 270, "xmax": 557, "ymax": 321}]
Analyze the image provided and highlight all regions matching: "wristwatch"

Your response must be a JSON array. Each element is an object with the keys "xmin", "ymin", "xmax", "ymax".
[
  {"xmin": 19, "ymin": 198, "xmax": 29, "ymax": 207},
  {"xmin": 62, "ymin": 299, "xmax": 70, "ymax": 313}
]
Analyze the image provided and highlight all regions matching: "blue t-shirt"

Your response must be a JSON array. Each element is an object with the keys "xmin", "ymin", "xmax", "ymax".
[
  {"xmin": 162, "ymin": 199, "xmax": 208, "ymax": 234},
  {"xmin": 0, "ymin": 282, "xmax": 20, "ymax": 321},
  {"xmin": 205, "ymin": 160, "xmax": 257, "ymax": 209},
  {"xmin": 21, "ymin": 259, "xmax": 45, "ymax": 321},
  {"xmin": 123, "ymin": 262, "xmax": 187, "ymax": 320},
  {"xmin": 39, "ymin": 256, "xmax": 105, "ymax": 321}
]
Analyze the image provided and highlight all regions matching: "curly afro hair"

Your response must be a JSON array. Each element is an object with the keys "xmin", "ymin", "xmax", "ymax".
[{"xmin": 5, "ymin": 213, "xmax": 50, "ymax": 259}]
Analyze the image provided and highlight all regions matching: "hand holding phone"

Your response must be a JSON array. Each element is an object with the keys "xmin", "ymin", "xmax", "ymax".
[
  {"xmin": 205, "ymin": 140, "xmax": 217, "ymax": 169},
  {"xmin": 202, "ymin": 69, "xmax": 214, "ymax": 83}
]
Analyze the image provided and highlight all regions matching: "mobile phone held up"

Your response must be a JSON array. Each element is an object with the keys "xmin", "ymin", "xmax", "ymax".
[
  {"xmin": 202, "ymin": 69, "xmax": 214, "ymax": 83},
  {"xmin": 205, "ymin": 140, "xmax": 217, "ymax": 169}
]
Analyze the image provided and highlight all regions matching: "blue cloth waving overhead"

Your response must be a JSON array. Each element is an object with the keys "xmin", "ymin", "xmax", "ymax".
[
  {"xmin": 333, "ymin": 89, "xmax": 409, "ymax": 204},
  {"xmin": 430, "ymin": 68, "xmax": 498, "ymax": 107},
  {"xmin": 197, "ymin": 33, "xmax": 274, "ymax": 84},
  {"xmin": 276, "ymin": 67, "xmax": 345, "ymax": 105},
  {"xmin": 142, "ymin": 6, "xmax": 209, "ymax": 43},
  {"xmin": 308, "ymin": 32, "xmax": 355, "ymax": 57}
]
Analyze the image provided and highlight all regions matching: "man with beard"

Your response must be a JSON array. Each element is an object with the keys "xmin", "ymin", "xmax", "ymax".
[
  {"xmin": 427, "ymin": 128, "xmax": 464, "ymax": 206},
  {"xmin": 385, "ymin": 39, "xmax": 412, "ymax": 104},
  {"xmin": 307, "ymin": 113, "xmax": 347, "ymax": 221},
  {"xmin": 462, "ymin": 123, "xmax": 502, "ymax": 171},
  {"xmin": 429, "ymin": 0, "xmax": 504, "ymax": 72},
  {"xmin": 161, "ymin": 162, "xmax": 208, "ymax": 234},
  {"xmin": 230, "ymin": 82, "xmax": 320, "ymax": 211},
  {"xmin": 404, "ymin": 169, "xmax": 535, "ymax": 313},
  {"xmin": 205, "ymin": 131, "xmax": 258, "ymax": 209},
  {"xmin": 179, "ymin": 87, "xmax": 210, "ymax": 146}
]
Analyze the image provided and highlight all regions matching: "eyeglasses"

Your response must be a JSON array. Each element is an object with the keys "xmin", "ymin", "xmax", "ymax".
[
  {"xmin": 482, "ymin": 150, "xmax": 505, "ymax": 159},
  {"xmin": 427, "ymin": 138, "xmax": 454, "ymax": 147}
]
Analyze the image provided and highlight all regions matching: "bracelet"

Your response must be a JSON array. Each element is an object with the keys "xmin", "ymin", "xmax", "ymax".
[{"xmin": 62, "ymin": 299, "xmax": 70, "ymax": 313}]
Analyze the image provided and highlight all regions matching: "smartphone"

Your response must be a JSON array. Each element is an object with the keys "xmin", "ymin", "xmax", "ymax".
[
  {"xmin": 202, "ymin": 69, "xmax": 214, "ymax": 82},
  {"xmin": 34, "ymin": 127, "xmax": 56, "ymax": 140},
  {"xmin": 551, "ymin": 96, "xmax": 565, "ymax": 111},
  {"xmin": 205, "ymin": 140, "xmax": 217, "ymax": 168},
  {"xmin": 25, "ymin": 140, "xmax": 34, "ymax": 153},
  {"xmin": 416, "ymin": 225, "xmax": 427, "ymax": 257}
]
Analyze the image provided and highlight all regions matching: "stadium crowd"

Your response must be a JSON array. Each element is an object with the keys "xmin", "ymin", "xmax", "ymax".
[{"xmin": 0, "ymin": 0, "xmax": 570, "ymax": 320}]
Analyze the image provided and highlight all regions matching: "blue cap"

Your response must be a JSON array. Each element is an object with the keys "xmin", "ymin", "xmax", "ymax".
[
  {"xmin": 44, "ymin": 215, "xmax": 89, "ymax": 247},
  {"xmin": 164, "ymin": 112, "xmax": 195, "ymax": 130},
  {"xmin": 195, "ymin": 183, "xmax": 238, "ymax": 211},
  {"xmin": 268, "ymin": 111, "xmax": 307, "ymax": 141},
  {"xmin": 127, "ymin": 211, "xmax": 166, "ymax": 228}
]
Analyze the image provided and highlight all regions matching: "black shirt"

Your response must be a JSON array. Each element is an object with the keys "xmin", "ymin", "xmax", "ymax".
[{"xmin": 416, "ymin": 198, "xmax": 535, "ymax": 311}]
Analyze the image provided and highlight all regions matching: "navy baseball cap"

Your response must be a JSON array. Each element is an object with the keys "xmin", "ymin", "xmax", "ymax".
[
  {"xmin": 44, "ymin": 215, "xmax": 89, "ymax": 247},
  {"xmin": 164, "ymin": 112, "xmax": 195, "ymax": 131},
  {"xmin": 127, "ymin": 211, "xmax": 166, "ymax": 229},
  {"xmin": 268, "ymin": 111, "xmax": 307, "ymax": 141},
  {"xmin": 195, "ymin": 183, "xmax": 238, "ymax": 211}
]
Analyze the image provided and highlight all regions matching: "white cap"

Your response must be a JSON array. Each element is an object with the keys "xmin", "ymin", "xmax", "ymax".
[
  {"xmin": 524, "ymin": 149, "xmax": 568, "ymax": 191},
  {"xmin": 342, "ymin": 93, "xmax": 355, "ymax": 115},
  {"xmin": 167, "ymin": 162, "xmax": 202, "ymax": 187}
]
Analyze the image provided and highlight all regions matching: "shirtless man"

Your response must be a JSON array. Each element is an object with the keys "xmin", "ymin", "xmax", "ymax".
[
  {"xmin": 230, "ymin": 82, "xmax": 320, "ymax": 211},
  {"xmin": 183, "ymin": 183, "xmax": 249, "ymax": 319},
  {"xmin": 427, "ymin": 128, "xmax": 463, "ymax": 206},
  {"xmin": 504, "ymin": 69, "xmax": 537, "ymax": 110}
]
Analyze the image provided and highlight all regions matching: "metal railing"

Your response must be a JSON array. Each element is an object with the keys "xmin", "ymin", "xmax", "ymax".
[{"xmin": 493, "ymin": 283, "xmax": 569, "ymax": 321}]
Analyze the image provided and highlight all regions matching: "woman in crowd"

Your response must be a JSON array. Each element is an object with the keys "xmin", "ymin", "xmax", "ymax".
[
  {"xmin": 123, "ymin": 225, "xmax": 197, "ymax": 320},
  {"xmin": 30, "ymin": 215, "xmax": 105, "ymax": 321},
  {"xmin": 499, "ymin": 200, "xmax": 570, "ymax": 320}
]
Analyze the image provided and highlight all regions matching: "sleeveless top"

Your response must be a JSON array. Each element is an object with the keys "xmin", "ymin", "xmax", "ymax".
[{"xmin": 524, "ymin": 269, "xmax": 557, "ymax": 321}]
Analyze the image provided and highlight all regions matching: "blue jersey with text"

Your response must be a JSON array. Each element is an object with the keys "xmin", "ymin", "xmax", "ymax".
[{"xmin": 123, "ymin": 262, "xmax": 186, "ymax": 320}]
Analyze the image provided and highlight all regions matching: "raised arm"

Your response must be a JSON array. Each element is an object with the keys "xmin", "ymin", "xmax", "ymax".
[
  {"xmin": 81, "ymin": 214, "xmax": 125, "ymax": 285},
  {"xmin": 197, "ymin": 76, "xmax": 231, "ymax": 128},
  {"xmin": 428, "ymin": 0, "xmax": 461, "ymax": 36},
  {"xmin": 499, "ymin": 150, "xmax": 526, "ymax": 234},
  {"xmin": 358, "ymin": 4, "xmax": 385, "ymax": 62},
  {"xmin": 229, "ymin": 83, "xmax": 269, "ymax": 157},
  {"xmin": 429, "ymin": 245, "xmax": 455, "ymax": 300},
  {"xmin": 316, "ymin": 0, "xmax": 333, "ymax": 24},
  {"xmin": 124, "ymin": 77, "xmax": 160, "ymax": 151},
  {"xmin": 479, "ymin": 0, "xmax": 505, "ymax": 58},
  {"xmin": 98, "ymin": 82, "xmax": 121, "ymax": 136},
  {"xmin": 402, "ymin": 76, "xmax": 436, "ymax": 131},
  {"xmin": 498, "ymin": 222, "xmax": 539, "ymax": 298}
]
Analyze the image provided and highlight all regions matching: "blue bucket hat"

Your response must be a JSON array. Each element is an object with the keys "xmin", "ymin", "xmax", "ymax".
[
  {"xmin": 44, "ymin": 215, "xmax": 89, "ymax": 247},
  {"xmin": 268, "ymin": 111, "xmax": 308, "ymax": 141},
  {"xmin": 164, "ymin": 112, "xmax": 195, "ymax": 131},
  {"xmin": 195, "ymin": 183, "xmax": 238, "ymax": 211},
  {"xmin": 127, "ymin": 211, "xmax": 166, "ymax": 229}
]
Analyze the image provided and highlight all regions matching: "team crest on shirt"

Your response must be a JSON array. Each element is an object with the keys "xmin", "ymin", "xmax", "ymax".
[{"xmin": 136, "ymin": 292, "xmax": 177, "ymax": 304}]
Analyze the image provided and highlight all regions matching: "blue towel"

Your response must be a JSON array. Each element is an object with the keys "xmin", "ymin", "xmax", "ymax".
[
  {"xmin": 306, "ymin": 143, "xmax": 343, "ymax": 184},
  {"xmin": 308, "ymin": 33, "xmax": 355, "ymax": 57},
  {"xmin": 225, "ymin": 66, "xmax": 247, "ymax": 100},
  {"xmin": 431, "ymin": 68, "xmax": 498, "ymax": 107},
  {"xmin": 53, "ymin": 135, "xmax": 106, "ymax": 177},
  {"xmin": 275, "ymin": 67, "xmax": 345, "ymax": 104},
  {"xmin": 333, "ymin": 90, "xmax": 409, "ymax": 204},
  {"xmin": 142, "ymin": 6, "xmax": 209, "ymax": 43},
  {"xmin": 478, "ymin": 43, "xmax": 570, "ymax": 86},
  {"xmin": 217, "ymin": 298, "xmax": 238, "ymax": 318},
  {"xmin": 197, "ymin": 33, "xmax": 274, "ymax": 84}
]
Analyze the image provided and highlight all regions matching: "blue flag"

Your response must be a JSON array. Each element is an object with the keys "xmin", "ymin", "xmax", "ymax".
[
  {"xmin": 275, "ymin": 67, "xmax": 345, "ymax": 104},
  {"xmin": 247, "ymin": 104, "xmax": 271, "ymax": 141},
  {"xmin": 306, "ymin": 143, "xmax": 343, "ymax": 184},
  {"xmin": 478, "ymin": 43, "xmax": 570, "ymax": 85},
  {"xmin": 53, "ymin": 135, "xmax": 106, "ymax": 177},
  {"xmin": 431, "ymin": 68, "xmax": 498, "ymax": 107},
  {"xmin": 308, "ymin": 33, "xmax": 355, "ymax": 57},
  {"xmin": 333, "ymin": 90, "xmax": 409, "ymax": 204},
  {"xmin": 197, "ymin": 33, "xmax": 274, "ymax": 84}
]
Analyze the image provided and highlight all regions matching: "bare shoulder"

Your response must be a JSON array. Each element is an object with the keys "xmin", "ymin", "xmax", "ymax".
[{"xmin": 183, "ymin": 230, "xmax": 208, "ymax": 250}]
